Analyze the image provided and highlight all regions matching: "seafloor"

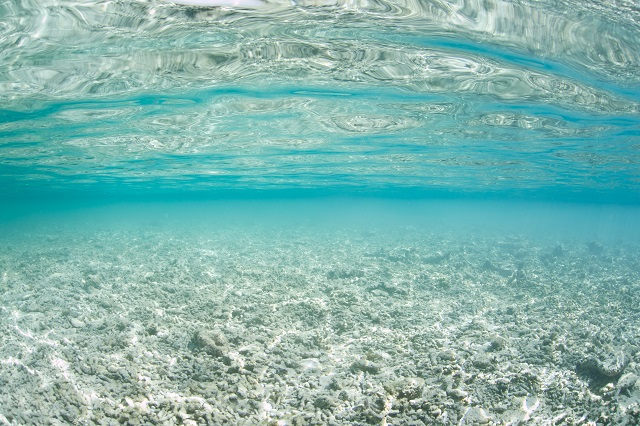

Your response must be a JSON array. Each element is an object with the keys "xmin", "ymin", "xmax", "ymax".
[{"xmin": 1, "ymin": 202, "xmax": 639, "ymax": 425}]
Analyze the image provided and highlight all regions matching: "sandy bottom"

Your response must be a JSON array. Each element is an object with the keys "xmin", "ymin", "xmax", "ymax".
[{"xmin": 1, "ymin": 217, "xmax": 639, "ymax": 425}]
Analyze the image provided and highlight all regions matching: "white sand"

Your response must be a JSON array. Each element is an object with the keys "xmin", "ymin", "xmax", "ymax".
[{"xmin": 0, "ymin": 200, "xmax": 639, "ymax": 425}]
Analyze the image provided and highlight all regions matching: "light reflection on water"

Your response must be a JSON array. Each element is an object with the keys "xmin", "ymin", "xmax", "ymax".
[{"xmin": 0, "ymin": 0, "xmax": 638, "ymax": 198}]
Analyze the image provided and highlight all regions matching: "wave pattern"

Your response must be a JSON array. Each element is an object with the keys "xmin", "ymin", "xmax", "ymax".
[{"xmin": 0, "ymin": 0, "xmax": 639, "ymax": 196}]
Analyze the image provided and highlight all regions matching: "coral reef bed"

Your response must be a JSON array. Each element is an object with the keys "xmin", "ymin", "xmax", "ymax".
[{"xmin": 1, "ymin": 219, "xmax": 639, "ymax": 425}]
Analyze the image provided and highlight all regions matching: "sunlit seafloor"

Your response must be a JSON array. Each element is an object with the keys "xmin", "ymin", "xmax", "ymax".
[{"xmin": 1, "ymin": 0, "xmax": 640, "ymax": 424}]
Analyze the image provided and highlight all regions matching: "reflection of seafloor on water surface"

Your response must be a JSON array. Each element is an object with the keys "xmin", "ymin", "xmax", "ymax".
[
  {"xmin": 1, "ymin": 205, "xmax": 639, "ymax": 425},
  {"xmin": 1, "ymin": 0, "xmax": 639, "ymax": 198}
]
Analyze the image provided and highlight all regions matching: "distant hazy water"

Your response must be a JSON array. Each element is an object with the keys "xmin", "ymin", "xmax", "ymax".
[{"xmin": 0, "ymin": 0, "xmax": 639, "ymax": 202}]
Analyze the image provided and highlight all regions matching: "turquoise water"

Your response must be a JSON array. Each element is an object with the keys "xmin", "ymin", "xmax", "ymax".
[
  {"xmin": 1, "ymin": 0, "xmax": 639, "ymax": 201},
  {"xmin": 2, "ymin": 0, "xmax": 640, "ymax": 424}
]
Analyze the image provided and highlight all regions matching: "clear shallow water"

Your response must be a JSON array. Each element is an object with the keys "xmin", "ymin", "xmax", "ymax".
[
  {"xmin": 1, "ymin": 0, "xmax": 639, "ymax": 200},
  {"xmin": 2, "ymin": 3, "xmax": 640, "ymax": 423}
]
